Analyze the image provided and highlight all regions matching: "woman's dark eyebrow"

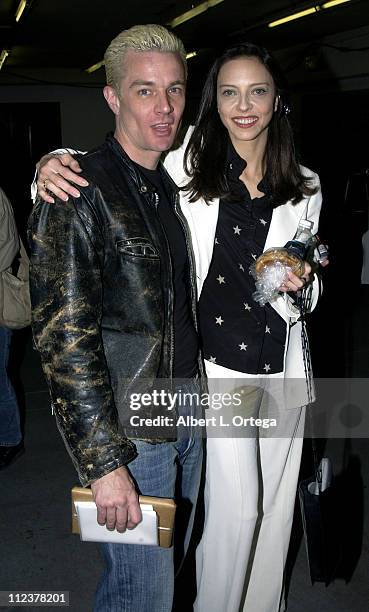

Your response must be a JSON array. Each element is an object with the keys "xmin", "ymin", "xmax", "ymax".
[{"xmin": 218, "ymin": 81, "xmax": 270, "ymax": 87}]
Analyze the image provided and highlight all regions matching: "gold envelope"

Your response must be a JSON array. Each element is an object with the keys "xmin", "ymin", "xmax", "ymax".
[{"xmin": 71, "ymin": 486, "xmax": 176, "ymax": 548}]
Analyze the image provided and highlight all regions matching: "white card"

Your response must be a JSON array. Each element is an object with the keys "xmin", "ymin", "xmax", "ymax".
[{"xmin": 74, "ymin": 501, "xmax": 159, "ymax": 545}]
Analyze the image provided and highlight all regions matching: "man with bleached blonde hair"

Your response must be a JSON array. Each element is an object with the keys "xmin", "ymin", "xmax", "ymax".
[
  {"xmin": 29, "ymin": 24, "xmax": 204, "ymax": 611},
  {"xmin": 104, "ymin": 23, "xmax": 188, "ymax": 89}
]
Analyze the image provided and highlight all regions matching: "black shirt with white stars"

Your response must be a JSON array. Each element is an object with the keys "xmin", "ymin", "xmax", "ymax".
[{"xmin": 198, "ymin": 142, "xmax": 286, "ymax": 374}]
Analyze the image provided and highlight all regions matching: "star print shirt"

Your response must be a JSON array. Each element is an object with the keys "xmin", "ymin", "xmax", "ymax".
[{"xmin": 198, "ymin": 144, "xmax": 286, "ymax": 374}]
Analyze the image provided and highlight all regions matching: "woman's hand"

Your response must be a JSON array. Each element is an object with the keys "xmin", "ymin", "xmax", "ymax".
[
  {"xmin": 279, "ymin": 262, "xmax": 311, "ymax": 293},
  {"xmin": 37, "ymin": 153, "xmax": 88, "ymax": 203}
]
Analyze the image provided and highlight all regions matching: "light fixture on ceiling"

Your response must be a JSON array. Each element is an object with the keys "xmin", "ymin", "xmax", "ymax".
[
  {"xmin": 268, "ymin": 0, "xmax": 351, "ymax": 28},
  {"xmin": 322, "ymin": 0, "xmax": 350, "ymax": 7},
  {"xmin": 85, "ymin": 60, "xmax": 105, "ymax": 74},
  {"xmin": 0, "ymin": 49, "xmax": 9, "ymax": 71},
  {"xmin": 268, "ymin": 6, "xmax": 317, "ymax": 26},
  {"xmin": 15, "ymin": 0, "xmax": 27, "ymax": 23},
  {"xmin": 86, "ymin": 50, "xmax": 199, "ymax": 73},
  {"xmin": 169, "ymin": 0, "xmax": 225, "ymax": 29}
]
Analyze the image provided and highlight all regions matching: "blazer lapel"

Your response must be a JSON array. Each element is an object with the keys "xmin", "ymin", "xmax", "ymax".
[
  {"xmin": 180, "ymin": 197, "xmax": 219, "ymax": 295},
  {"xmin": 264, "ymin": 200, "xmax": 308, "ymax": 252}
]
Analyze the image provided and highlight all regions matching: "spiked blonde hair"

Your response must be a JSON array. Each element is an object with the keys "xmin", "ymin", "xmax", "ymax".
[{"xmin": 104, "ymin": 24, "xmax": 187, "ymax": 91}]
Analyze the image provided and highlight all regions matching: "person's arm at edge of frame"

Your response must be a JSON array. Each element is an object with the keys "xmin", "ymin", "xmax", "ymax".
[
  {"xmin": 0, "ymin": 187, "xmax": 20, "ymax": 272},
  {"xmin": 28, "ymin": 192, "xmax": 141, "ymax": 532}
]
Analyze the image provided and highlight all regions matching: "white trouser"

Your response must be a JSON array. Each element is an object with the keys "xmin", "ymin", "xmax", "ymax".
[{"xmin": 194, "ymin": 360, "xmax": 306, "ymax": 612}]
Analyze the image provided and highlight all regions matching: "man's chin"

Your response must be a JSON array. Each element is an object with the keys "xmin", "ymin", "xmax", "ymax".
[{"xmin": 151, "ymin": 138, "xmax": 177, "ymax": 153}]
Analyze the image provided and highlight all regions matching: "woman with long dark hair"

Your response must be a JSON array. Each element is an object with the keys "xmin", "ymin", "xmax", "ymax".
[
  {"xmin": 166, "ymin": 42, "xmax": 322, "ymax": 612},
  {"xmin": 35, "ymin": 41, "xmax": 322, "ymax": 612}
]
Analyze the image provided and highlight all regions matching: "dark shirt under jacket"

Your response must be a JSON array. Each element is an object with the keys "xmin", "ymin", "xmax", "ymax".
[
  {"xmin": 198, "ymin": 142, "xmax": 286, "ymax": 374},
  {"xmin": 135, "ymin": 162, "xmax": 199, "ymax": 379}
]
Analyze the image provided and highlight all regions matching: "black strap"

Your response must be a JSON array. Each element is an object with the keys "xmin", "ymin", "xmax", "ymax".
[{"xmin": 297, "ymin": 287, "xmax": 321, "ymax": 483}]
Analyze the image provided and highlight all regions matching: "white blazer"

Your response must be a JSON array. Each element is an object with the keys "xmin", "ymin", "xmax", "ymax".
[{"xmin": 165, "ymin": 128, "xmax": 323, "ymax": 409}]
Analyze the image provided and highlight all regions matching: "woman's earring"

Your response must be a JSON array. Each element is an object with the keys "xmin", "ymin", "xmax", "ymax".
[
  {"xmin": 276, "ymin": 96, "xmax": 291, "ymax": 117},
  {"xmin": 282, "ymin": 101, "xmax": 291, "ymax": 115}
]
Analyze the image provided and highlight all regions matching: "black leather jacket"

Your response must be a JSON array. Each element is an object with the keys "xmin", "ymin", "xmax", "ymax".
[{"xmin": 29, "ymin": 134, "xmax": 204, "ymax": 486}]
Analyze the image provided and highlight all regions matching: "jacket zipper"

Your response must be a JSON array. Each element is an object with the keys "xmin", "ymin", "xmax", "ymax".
[
  {"xmin": 173, "ymin": 194, "xmax": 198, "ymax": 327},
  {"xmin": 173, "ymin": 193, "xmax": 206, "ymax": 386},
  {"xmin": 153, "ymin": 190, "xmax": 175, "ymax": 382}
]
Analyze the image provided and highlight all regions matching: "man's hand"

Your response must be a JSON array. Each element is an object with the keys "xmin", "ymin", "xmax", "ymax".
[
  {"xmin": 91, "ymin": 466, "xmax": 142, "ymax": 533},
  {"xmin": 37, "ymin": 153, "xmax": 88, "ymax": 204},
  {"xmin": 279, "ymin": 262, "xmax": 311, "ymax": 293}
]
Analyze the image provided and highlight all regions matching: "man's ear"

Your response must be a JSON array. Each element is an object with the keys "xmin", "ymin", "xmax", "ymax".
[{"xmin": 103, "ymin": 85, "xmax": 120, "ymax": 116}]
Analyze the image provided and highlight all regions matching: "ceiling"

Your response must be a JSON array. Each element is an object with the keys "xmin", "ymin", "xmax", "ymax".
[{"xmin": 0, "ymin": 0, "xmax": 368, "ymax": 84}]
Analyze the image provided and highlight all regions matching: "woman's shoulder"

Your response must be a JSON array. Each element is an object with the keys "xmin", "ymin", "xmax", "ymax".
[
  {"xmin": 166, "ymin": 125, "xmax": 194, "ymax": 159},
  {"xmin": 296, "ymin": 165, "xmax": 322, "ymax": 220},
  {"xmin": 174, "ymin": 125, "xmax": 195, "ymax": 150},
  {"xmin": 299, "ymin": 164, "xmax": 320, "ymax": 188},
  {"xmin": 163, "ymin": 125, "xmax": 195, "ymax": 186}
]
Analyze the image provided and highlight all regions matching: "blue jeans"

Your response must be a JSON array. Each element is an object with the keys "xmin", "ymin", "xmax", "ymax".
[
  {"xmin": 0, "ymin": 327, "xmax": 22, "ymax": 446},
  {"xmin": 94, "ymin": 377, "xmax": 203, "ymax": 612}
]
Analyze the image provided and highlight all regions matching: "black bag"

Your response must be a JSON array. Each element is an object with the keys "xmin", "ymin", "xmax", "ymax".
[
  {"xmin": 297, "ymin": 299, "xmax": 342, "ymax": 585},
  {"xmin": 299, "ymin": 451, "xmax": 343, "ymax": 585}
]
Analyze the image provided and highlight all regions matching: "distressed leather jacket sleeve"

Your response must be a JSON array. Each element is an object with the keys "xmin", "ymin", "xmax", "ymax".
[{"xmin": 28, "ymin": 195, "xmax": 137, "ymax": 486}]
